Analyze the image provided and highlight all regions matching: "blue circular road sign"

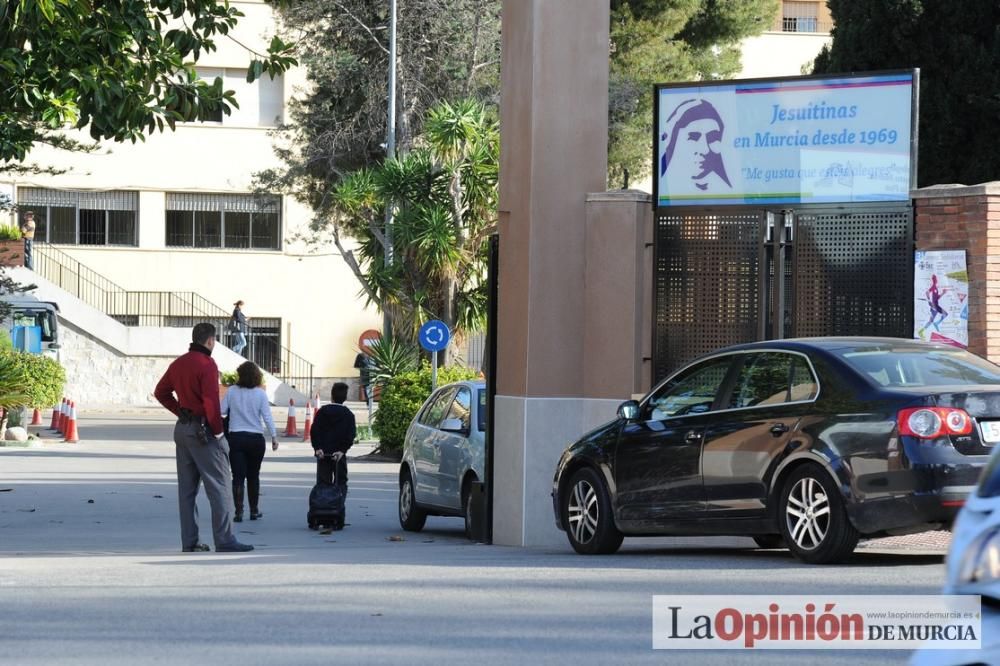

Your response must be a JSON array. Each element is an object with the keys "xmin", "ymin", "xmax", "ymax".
[{"xmin": 418, "ymin": 320, "xmax": 451, "ymax": 353}]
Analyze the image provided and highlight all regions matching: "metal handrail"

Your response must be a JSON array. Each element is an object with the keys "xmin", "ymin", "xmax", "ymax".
[{"xmin": 34, "ymin": 243, "xmax": 314, "ymax": 393}]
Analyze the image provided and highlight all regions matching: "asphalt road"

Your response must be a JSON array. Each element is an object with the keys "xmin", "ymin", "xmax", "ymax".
[{"xmin": 0, "ymin": 414, "xmax": 947, "ymax": 665}]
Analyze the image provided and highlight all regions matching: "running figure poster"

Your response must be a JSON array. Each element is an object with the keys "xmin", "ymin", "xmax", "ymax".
[{"xmin": 914, "ymin": 250, "xmax": 968, "ymax": 348}]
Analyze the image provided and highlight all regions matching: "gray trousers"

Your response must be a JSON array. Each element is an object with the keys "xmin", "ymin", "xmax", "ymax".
[{"xmin": 174, "ymin": 420, "xmax": 237, "ymax": 549}]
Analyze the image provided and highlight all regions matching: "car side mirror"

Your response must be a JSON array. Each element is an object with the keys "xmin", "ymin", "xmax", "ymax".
[
  {"xmin": 618, "ymin": 400, "xmax": 641, "ymax": 421},
  {"xmin": 440, "ymin": 418, "xmax": 467, "ymax": 434}
]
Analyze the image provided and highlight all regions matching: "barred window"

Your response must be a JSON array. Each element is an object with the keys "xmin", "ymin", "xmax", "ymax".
[
  {"xmin": 781, "ymin": 1, "xmax": 822, "ymax": 33},
  {"xmin": 165, "ymin": 193, "xmax": 281, "ymax": 251},
  {"xmin": 16, "ymin": 188, "xmax": 138, "ymax": 246}
]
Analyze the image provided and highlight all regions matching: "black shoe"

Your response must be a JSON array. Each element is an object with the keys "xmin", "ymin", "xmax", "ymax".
[
  {"xmin": 249, "ymin": 510, "xmax": 262, "ymax": 520},
  {"xmin": 216, "ymin": 541, "xmax": 254, "ymax": 553},
  {"xmin": 234, "ymin": 513, "xmax": 243, "ymax": 523},
  {"xmin": 182, "ymin": 543, "xmax": 211, "ymax": 553}
]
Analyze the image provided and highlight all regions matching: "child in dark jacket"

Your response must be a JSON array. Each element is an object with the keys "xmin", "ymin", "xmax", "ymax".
[{"xmin": 311, "ymin": 382, "xmax": 356, "ymax": 491}]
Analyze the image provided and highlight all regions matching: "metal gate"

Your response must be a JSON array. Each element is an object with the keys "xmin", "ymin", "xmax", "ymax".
[{"xmin": 653, "ymin": 204, "xmax": 914, "ymax": 382}]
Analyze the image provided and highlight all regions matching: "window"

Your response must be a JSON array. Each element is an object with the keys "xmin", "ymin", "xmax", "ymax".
[
  {"xmin": 647, "ymin": 357, "xmax": 733, "ymax": 420},
  {"xmin": 420, "ymin": 388, "xmax": 457, "ymax": 429},
  {"xmin": 16, "ymin": 188, "xmax": 138, "ymax": 246},
  {"xmin": 194, "ymin": 67, "xmax": 284, "ymax": 127},
  {"xmin": 728, "ymin": 353, "xmax": 817, "ymax": 409},
  {"xmin": 165, "ymin": 193, "xmax": 282, "ymax": 250},
  {"xmin": 781, "ymin": 1, "xmax": 820, "ymax": 32},
  {"xmin": 447, "ymin": 387, "xmax": 472, "ymax": 431},
  {"xmin": 837, "ymin": 348, "xmax": 1000, "ymax": 388}
]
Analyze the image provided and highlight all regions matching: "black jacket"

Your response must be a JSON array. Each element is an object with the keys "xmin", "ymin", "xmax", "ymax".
[
  {"xmin": 231, "ymin": 307, "xmax": 247, "ymax": 333},
  {"xmin": 311, "ymin": 403, "xmax": 356, "ymax": 454}
]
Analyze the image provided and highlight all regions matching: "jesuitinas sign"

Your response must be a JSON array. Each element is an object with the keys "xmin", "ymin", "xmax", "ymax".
[{"xmin": 653, "ymin": 71, "xmax": 918, "ymax": 207}]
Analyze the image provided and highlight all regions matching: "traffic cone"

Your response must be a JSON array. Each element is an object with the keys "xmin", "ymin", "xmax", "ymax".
[
  {"xmin": 62, "ymin": 401, "xmax": 79, "ymax": 443},
  {"xmin": 49, "ymin": 403, "xmax": 60, "ymax": 430},
  {"xmin": 30, "ymin": 407, "xmax": 42, "ymax": 426},
  {"xmin": 55, "ymin": 398, "xmax": 66, "ymax": 433},
  {"xmin": 284, "ymin": 399, "xmax": 298, "ymax": 437},
  {"xmin": 302, "ymin": 403, "xmax": 312, "ymax": 442}
]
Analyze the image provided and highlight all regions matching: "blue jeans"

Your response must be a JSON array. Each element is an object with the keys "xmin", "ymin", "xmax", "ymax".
[{"xmin": 232, "ymin": 332, "xmax": 247, "ymax": 355}]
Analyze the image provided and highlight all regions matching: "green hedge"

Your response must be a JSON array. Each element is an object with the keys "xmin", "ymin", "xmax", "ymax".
[
  {"xmin": 7, "ymin": 351, "xmax": 65, "ymax": 408},
  {"xmin": 372, "ymin": 363, "xmax": 481, "ymax": 454}
]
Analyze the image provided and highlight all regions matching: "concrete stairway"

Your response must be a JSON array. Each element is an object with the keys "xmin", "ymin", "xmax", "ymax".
[{"xmin": 10, "ymin": 267, "xmax": 308, "ymax": 406}]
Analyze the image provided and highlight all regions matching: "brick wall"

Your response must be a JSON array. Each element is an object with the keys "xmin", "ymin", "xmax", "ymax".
[{"xmin": 913, "ymin": 183, "xmax": 1000, "ymax": 361}]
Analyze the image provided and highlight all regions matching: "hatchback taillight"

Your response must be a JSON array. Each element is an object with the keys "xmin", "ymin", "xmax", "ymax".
[{"xmin": 898, "ymin": 407, "xmax": 973, "ymax": 439}]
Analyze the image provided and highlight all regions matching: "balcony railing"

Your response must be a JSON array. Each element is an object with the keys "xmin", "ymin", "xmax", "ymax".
[{"xmin": 33, "ymin": 243, "xmax": 314, "ymax": 394}]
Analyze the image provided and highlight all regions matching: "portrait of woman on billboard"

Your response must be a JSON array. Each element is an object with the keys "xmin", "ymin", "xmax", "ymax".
[{"xmin": 660, "ymin": 98, "xmax": 733, "ymax": 196}]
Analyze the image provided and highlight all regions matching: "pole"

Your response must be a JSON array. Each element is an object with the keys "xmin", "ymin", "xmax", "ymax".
[
  {"xmin": 382, "ymin": 0, "xmax": 397, "ymax": 339},
  {"xmin": 431, "ymin": 350, "xmax": 438, "ymax": 391}
]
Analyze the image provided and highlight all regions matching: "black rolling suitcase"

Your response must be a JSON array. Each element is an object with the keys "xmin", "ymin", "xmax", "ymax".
[{"xmin": 308, "ymin": 454, "xmax": 345, "ymax": 530}]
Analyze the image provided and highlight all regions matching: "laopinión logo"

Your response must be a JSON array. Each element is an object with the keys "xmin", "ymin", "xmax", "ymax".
[{"xmin": 652, "ymin": 595, "xmax": 980, "ymax": 650}]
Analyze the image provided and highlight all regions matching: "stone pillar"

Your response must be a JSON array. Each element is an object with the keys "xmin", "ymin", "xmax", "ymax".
[
  {"xmin": 912, "ymin": 183, "xmax": 1000, "ymax": 362},
  {"xmin": 494, "ymin": 0, "xmax": 610, "ymax": 547},
  {"xmin": 584, "ymin": 191, "xmax": 654, "ymax": 400}
]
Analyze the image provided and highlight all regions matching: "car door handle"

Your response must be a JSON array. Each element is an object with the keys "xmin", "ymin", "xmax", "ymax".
[
  {"xmin": 769, "ymin": 423, "xmax": 790, "ymax": 437},
  {"xmin": 684, "ymin": 431, "xmax": 702, "ymax": 444}
]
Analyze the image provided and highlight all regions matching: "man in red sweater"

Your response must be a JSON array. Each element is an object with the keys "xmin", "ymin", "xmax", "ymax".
[{"xmin": 155, "ymin": 323, "xmax": 253, "ymax": 553}]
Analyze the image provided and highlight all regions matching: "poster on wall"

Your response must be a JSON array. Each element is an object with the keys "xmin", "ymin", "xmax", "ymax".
[
  {"xmin": 914, "ymin": 250, "xmax": 968, "ymax": 348},
  {"xmin": 653, "ymin": 70, "xmax": 917, "ymax": 207}
]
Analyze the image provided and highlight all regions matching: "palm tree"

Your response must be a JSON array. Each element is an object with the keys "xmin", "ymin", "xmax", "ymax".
[{"xmin": 326, "ymin": 100, "xmax": 498, "ymax": 348}]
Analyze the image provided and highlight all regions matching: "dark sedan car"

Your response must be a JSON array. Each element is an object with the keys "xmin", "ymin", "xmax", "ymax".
[{"xmin": 551, "ymin": 338, "xmax": 1000, "ymax": 563}]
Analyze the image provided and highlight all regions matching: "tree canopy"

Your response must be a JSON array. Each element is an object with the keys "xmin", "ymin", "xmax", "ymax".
[
  {"xmin": 609, "ymin": 0, "xmax": 779, "ymax": 184},
  {"xmin": 0, "ymin": 0, "xmax": 297, "ymax": 168},
  {"xmin": 813, "ymin": 0, "xmax": 1000, "ymax": 186},
  {"xmin": 324, "ymin": 99, "xmax": 498, "ymax": 342}
]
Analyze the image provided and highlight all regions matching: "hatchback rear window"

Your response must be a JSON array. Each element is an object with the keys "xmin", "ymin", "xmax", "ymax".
[{"xmin": 836, "ymin": 348, "xmax": 1000, "ymax": 387}]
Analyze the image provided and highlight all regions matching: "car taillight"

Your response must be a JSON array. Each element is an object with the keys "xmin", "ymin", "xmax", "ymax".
[{"xmin": 898, "ymin": 407, "xmax": 973, "ymax": 439}]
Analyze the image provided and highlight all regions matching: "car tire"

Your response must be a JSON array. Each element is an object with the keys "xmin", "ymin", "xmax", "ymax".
[
  {"xmin": 399, "ymin": 469, "xmax": 427, "ymax": 532},
  {"xmin": 561, "ymin": 467, "xmax": 623, "ymax": 555},
  {"xmin": 778, "ymin": 464, "xmax": 859, "ymax": 564},
  {"xmin": 752, "ymin": 534, "xmax": 785, "ymax": 549}
]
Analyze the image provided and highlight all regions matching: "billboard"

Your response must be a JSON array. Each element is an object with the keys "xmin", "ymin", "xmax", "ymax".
[{"xmin": 654, "ymin": 71, "xmax": 918, "ymax": 207}]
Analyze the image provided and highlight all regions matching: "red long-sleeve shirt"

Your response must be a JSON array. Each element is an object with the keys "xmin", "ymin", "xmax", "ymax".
[{"xmin": 154, "ymin": 345, "xmax": 224, "ymax": 434}]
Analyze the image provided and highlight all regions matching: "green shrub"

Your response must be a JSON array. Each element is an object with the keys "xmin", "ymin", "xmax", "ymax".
[
  {"xmin": 220, "ymin": 370, "xmax": 238, "ymax": 386},
  {"xmin": 372, "ymin": 362, "xmax": 481, "ymax": 454},
  {"xmin": 365, "ymin": 335, "xmax": 419, "ymax": 387},
  {"xmin": 7, "ymin": 351, "xmax": 65, "ymax": 408},
  {"xmin": 0, "ymin": 330, "xmax": 13, "ymax": 353},
  {"xmin": 0, "ymin": 225, "xmax": 22, "ymax": 241}
]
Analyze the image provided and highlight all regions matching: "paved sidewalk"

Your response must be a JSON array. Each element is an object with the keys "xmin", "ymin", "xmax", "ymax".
[{"xmin": 0, "ymin": 415, "xmax": 946, "ymax": 665}]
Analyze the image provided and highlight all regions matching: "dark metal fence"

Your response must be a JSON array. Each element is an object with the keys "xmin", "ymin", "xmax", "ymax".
[
  {"xmin": 652, "ymin": 205, "xmax": 914, "ymax": 382},
  {"xmin": 34, "ymin": 243, "xmax": 314, "ymax": 393}
]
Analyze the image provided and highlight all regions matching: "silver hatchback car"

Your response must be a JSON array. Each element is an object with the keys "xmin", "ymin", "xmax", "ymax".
[{"xmin": 398, "ymin": 380, "xmax": 486, "ymax": 539}]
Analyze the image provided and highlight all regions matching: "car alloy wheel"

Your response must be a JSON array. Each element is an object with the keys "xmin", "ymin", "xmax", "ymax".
[
  {"xmin": 778, "ymin": 464, "xmax": 859, "ymax": 564},
  {"xmin": 567, "ymin": 479, "xmax": 600, "ymax": 545},
  {"xmin": 785, "ymin": 476, "xmax": 830, "ymax": 551},
  {"xmin": 400, "ymin": 480, "xmax": 413, "ymax": 520},
  {"xmin": 561, "ymin": 467, "xmax": 623, "ymax": 555}
]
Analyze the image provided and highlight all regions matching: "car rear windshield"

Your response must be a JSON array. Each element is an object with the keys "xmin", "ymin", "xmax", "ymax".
[
  {"xmin": 477, "ymin": 389, "xmax": 486, "ymax": 432},
  {"xmin": 836, "ymin": 348, "xmax": 1000, "ymax": 388}
]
